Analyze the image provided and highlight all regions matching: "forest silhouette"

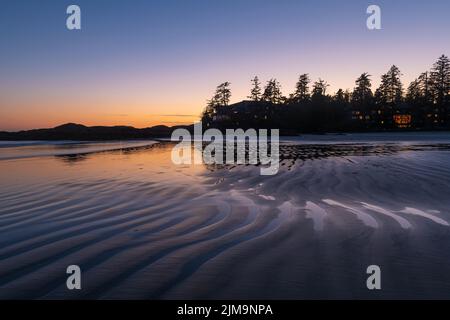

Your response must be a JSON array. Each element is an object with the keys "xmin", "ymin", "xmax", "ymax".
[{"xmin": 202, "ymin": 55, "xmax": 450, "ymax": 134}]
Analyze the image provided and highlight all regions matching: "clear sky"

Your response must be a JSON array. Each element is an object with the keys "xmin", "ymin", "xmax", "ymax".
[{"xmin": 1, "ymin": 0, "xmax": 449, "ymax": 131}]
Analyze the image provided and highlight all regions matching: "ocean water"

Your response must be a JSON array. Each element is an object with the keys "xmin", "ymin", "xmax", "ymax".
[{"xmin": 1, "ymin": 133, "xmax": 450, "ymax": 299}]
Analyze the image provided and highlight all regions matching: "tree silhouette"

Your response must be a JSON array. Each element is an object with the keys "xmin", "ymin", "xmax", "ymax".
[
  {"xmin": 418, "ymin": 72, "xmax": 433, "ymax": 105},
  {"xmin": 200, "ymin": 54, "xmax": 450, "ymax": 133},
  {"xmin": 262, "ymin": 79, "xmax": 283, "ymax": 104},
  {"xmin": 292, "ymin": 74, "xmax": 311, "ymax": 103},
  {"xmin": 407, "ymin": 79, "xmax": 421, "ymax": 103},
  {"xmin": 248, "ymin": 76, "xmax": 262, "ymax": 101},
  {"xmin": 201, "ymin": 81, "xmax": 231, "ymax": 126},
  {"xmin": 430, "ymin": 55, "xmax": 450, "ymax": 106},
  {"xmin": 352, "ymin": 73, "xmax": 373, "ymax": 106},
  {"xmin": 376, "ymin": 65, "xmax": 403, "ymax": 105},
  {"xmin": 216, "ymin": 82, "xmax": 232, "ymax": 106},
  {"xmin": 311, "ymin": 78, "xmax": 329, "ymax": 101}
]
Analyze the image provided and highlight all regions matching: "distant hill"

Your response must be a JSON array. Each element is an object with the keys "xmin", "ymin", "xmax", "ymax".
[{"xmin": 0, "ymin": 123, "xmax": 194, "ymax": 141}]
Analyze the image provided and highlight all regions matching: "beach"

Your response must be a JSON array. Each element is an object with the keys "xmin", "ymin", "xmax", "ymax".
[{"xmin": 1, "ymin": 133, "xmax": 450, "ymax": 299}]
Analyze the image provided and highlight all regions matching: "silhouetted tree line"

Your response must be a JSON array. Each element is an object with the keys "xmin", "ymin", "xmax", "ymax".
[{"xmin": 201, "ymin": 55, "xmax": 450, "ymax": 133}]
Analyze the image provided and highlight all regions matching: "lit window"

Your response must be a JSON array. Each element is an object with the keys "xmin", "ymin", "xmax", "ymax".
[{"xmin": 393, "ymin": 114, "xmax": 412, "ymax": 128}]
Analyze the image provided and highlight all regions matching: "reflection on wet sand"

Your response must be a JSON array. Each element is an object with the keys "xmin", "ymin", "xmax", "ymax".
[{"xmin": 1, "ymin": 137, "xmax": 450, "ymax": 299}]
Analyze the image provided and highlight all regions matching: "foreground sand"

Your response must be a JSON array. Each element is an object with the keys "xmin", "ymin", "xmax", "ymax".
[{"xmin": 1, "ymin": 135, "xmax": 450, "ymax": 299}]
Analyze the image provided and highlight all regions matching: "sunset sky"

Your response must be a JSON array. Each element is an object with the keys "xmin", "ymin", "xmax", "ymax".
[{"xmin": 1, "ymin": 0, "xmax": 450, "ymax": 131}]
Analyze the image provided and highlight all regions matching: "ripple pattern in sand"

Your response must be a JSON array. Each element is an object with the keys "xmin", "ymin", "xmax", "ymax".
[{"xmin": 1, "ymin": 141, "xmax": 450, "ymax": 299}]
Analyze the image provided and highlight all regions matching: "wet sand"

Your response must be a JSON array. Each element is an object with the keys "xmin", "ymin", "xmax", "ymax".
[{"xmin": 1, "ymin": 134, "xmax": 450, "ymax": 299}]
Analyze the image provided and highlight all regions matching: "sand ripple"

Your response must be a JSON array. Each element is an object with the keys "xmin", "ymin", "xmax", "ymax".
[{"xmin": 1, "ymin": 139, "xmax": 450, "ymax": 299}]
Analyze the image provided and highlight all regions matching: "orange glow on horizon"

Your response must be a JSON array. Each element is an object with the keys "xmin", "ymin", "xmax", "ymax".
[
  {"xmin": 0, "ymin": 96, "xmax": 202, "ymax": 131},
  {"xmin": 0, "ymin": 110, "xmax": 199, "ymax": 131}
]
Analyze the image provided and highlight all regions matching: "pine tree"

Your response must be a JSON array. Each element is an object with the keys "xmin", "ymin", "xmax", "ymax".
[
  {"xmin": 375, "ymin": 65, "xmax": 403, "ymax": 105},
  {"xmin": 312, "ymin": 79, "xmax": 329, "ymax": 99},
  {"xmin": 430, "ymin": 55, "xmax": 450, "ymax": 105},
  {"xmin": 248, "ymin": 76, "xmax": 262, "ymax": 101},
  {"xmin": 292, "ymin": 74, "xmax": 311, "ymax": 103},
  {"xmin": 418, "ymin": 72, "xmax": 433, "ymax": 105},
  {"xmin": 406, "ymin": 79, "xmax": 421, "ymax": 103},
  {"xmin": 387, "ymin": 65, "xmax": 403, "ymax": 104},
  {"xmin": 201, "ymin": 82, "xmax": 231, "ymax": 124},
  {"xmin": 352, "ymin": 73, "xmax": 373, "ymax": 106},
  {"xmin": 218, "ymin": 82, "xmax": 232, "ymax": 106},
  {"xmin": 373, "ymin": 66, "xmax": 404, "ymax": 128},
  {"xmin": 262, "ymin": 79, "xmax": 283, "ymax": 104}
]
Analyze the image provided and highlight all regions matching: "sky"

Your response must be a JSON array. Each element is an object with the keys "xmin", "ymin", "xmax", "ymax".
[{"xmin": 1, "ymin": 0, "xmax": 450, "ymax": 131}]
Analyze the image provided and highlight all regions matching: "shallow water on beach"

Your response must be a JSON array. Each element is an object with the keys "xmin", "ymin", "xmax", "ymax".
[{"xmin": 1, "ymin": 133, "xmax": 450, "ymax": 299}]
